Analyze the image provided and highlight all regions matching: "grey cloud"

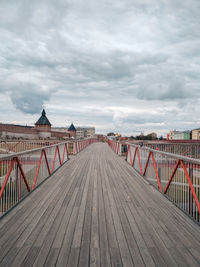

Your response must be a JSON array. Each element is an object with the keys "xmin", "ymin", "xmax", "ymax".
[
  {"xmin": 10, "ymin": 84, "xmax": 50, "ymax": 114},
  {"xmin": 0, "ymin": 0, "xmax": 200, "ymax": 135}
]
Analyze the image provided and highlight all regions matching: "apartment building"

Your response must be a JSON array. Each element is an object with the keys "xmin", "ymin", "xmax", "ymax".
[
  {"xmin": 191, "ymin": 128, "xmax": 200, "ymax": 140},
  {"xmin": 168, "ymin": 130, "xmax": 190, "ymax": 140},
  {"xmin": 76, "ymin": 127, "xmax": 95, "ymax": 139}
]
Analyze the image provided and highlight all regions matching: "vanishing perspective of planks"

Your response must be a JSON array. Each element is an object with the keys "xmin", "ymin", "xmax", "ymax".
[{"xmin": 0, "ymin": 143, "xmax": 200, "ymax": 267}]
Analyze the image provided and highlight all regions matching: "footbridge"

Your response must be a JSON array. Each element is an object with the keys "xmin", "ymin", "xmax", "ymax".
[{"xmin": 0, "ymin": 140, "xmax": 200, "ymax": 266}]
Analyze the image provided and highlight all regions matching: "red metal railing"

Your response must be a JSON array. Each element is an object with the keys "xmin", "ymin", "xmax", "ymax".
[
  {"xmin": 129, "ymin": 140, "xmax": 200, "ymax": 159},
  {"xmin": 107, "ymin": 139, "xmax": 122, "ymax": 155},
  {"xmin": 0, "ymin": 140, "xmax": 60, "ymax": 154},
  {"xmin": 0, "ymin": 138, "xmax": 97, "ymax": 217},
  {"xmin": 108, "ymin": 140, "xmax": 200, "ymax": 223},
  {"xmin": 73, "ymin": 138, "xmax": 98, "ymax": 154}
]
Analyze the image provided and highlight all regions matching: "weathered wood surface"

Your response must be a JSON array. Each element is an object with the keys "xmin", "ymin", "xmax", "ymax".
[{"xmin": 0, "ymin": 143, "xmax": 200, "ymax": 267}]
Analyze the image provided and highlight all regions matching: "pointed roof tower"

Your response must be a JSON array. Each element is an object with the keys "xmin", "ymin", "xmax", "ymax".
[
  {"xmin": 68, "ymin": 123, "xmax": 76, "ymax": 131},
  {"xmin": 35, "ymin": 109, "xmax": 51, "ymax": 126}
]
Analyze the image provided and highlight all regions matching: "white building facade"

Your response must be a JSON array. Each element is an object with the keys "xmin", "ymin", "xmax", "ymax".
[{"xmin": 76, "ymin": 127, "xmax": 95, "ymax": 139}]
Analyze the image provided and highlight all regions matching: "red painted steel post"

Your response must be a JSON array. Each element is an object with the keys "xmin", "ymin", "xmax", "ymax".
[
  {"xmin": 43, "ymin": 149, "xmax": 51, "ymax": 175},
  {"xmin": 33, "ymin": 151, "xmax": 44, "ymax": 189},
  {"xmin": 164, "ymin": 160, "xmax": 180, "ymax": 194},
  {"xmin": 132, "ymin": 148, "xmax": 137, "ymax": 167},
  {"xmin": 15, "ymin": 157, "xmax": 31, "ymax": 192},
  {"xmin": 128, "ymin": 145, "xmax": 133, "ymax": 166},
  {"xmin": 51, "ymin": 146, "xmax": 58, "ymax": 173},
  {"xmin": 189, "ymin": 164, "xmax": 193, "ymax": 216},
  {"xmin": 57, "ymin": 146, "xmax": 62, "ymax": 165},
  {"xmin": 151, "ymin": 153, "xmax": 163, "ymax": 192},
  {"xmin": 136, "ymin": 148, "xmax": 143, "ymax": 175},
  {"xmin": 143, "ymin": 151, "xmax": 151, "ymax": 176}
]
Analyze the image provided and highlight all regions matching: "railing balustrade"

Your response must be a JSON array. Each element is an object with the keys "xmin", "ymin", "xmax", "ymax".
[
  {"xmin": 0, "ymin": 138, "xmax": 97, "ymax": 217},
  {"xmin": 108, "ymin": 140, "xmax": 200, "ymax": 223},
  {"xmin": 107, "ymin": 139, "xmax": 122, "ymax": 155},
  {"xmin": 129, "ymin": 140, "xmax": 200, "ymax": 159},
  {"xmin": 0, "ymin": 140, "xmax": 60, "ymax": 154}
]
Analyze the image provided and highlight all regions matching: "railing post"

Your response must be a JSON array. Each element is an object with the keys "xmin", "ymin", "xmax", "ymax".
[
  {"xmin": 189, "ymin": 164, "xmax": 193, "ymax": 217},
  {"xmin": 15, "ymin": 165, "xmax": 19, "ymax": 201}
]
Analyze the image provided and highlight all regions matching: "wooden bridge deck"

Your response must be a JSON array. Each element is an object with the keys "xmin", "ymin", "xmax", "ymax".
[{"xmin": 0, "ymin": 143, "xmax": 200, "ymax": 267}]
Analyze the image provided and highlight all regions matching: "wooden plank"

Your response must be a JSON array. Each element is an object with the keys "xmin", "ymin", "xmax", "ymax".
[
  {"xmin": 0, "ymin": 247, "xmax": 20, "ymax": 267},
  {"xmin": 0, "ymin": 185, "xmax": 61, "ymax": 264},
  {"xmin": 20, "ymin": 246, "xmax": 40, "ymax": 267},
  {"xmin": 32, "ymin": 168, "xmax": 84, "ymax": 248},
  {"xmin": 97, "ymin": 158, "xmax": 111, "ymax": 267},
  {"xmin": 103, "ymin": 161, "xmax": 134, "ymax": 267},
  {"xmin": 78, "ymin": 162, "xmax": 94, "ymax": 267},
  {"xmin": 56, "ymin": 207, "xmax": 79, "ymax": 267},
  {"xmin": 67, "ymin": 248, "xmax": 79, "ymax": 267},
  {"xmin": 9, "ymin": 245, "xmax": 31, "ymax": 267},
  {"xmin": 90, "ymin": 248, "xmax": 100, "ymax": 267},
  {"xmin": 44, "ymin": 248, "xmax": 60, "ymax": 267},
  {"xmin": 71, "ymin": 159, "xmax": 93, "ymax": 248},
  {"xmin": 90, "ymin": 168, "xmax": 99, "ymax": 249},
  {"xmin": 35, "ymin": 158, "xmax": 89, "ymax": 267},
  {"xmin": 101, "ymin": 165, "xmax": 123, "ymax": 267},
  {"xmin": 32, "ymin": 188, "xmax": 80, "ymax": 267},
  {"xmin": 107, "ymin": 164, "xmax": 148, "ymax": 267}
]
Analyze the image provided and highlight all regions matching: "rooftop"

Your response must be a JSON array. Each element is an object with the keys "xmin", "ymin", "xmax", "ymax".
[
  {"xmin": 35, "ymin": 109, "xmax": 51, "ymax": 126},
  {"xmin": 68, "ymin": 123, "xmax": 76, "ymax": 131}
]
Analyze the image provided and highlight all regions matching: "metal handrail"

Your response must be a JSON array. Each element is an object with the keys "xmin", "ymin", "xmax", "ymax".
[
  {"xmin": 108, "ymin": 140, "xmax": 200, "ymax": 223},
  {"xmin": 0, "ymin": 138, "xmax": 98, "ymax": 217},
  {"xmin": 128, "ymin": 140, "xmax": 200, "ymax": 159},
  {"xmin": 0, "ymin": 141, "xmax": 68, "ymax": 160},
  {"xmin": 126, "ymin": 142, "xmax": 200, "ymax": 165}
]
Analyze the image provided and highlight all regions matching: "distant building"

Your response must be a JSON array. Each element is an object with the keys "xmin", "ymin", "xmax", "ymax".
[
  {"xmin": 0, "ymin": 123, "xmax": 38, "ymax": 139},
  {"xmin": 0, "ymin": 111, "xmax": 95, "ymax": 140},
  {"xmin": 86, "ymin": 127, "xmax": 95, "ymax": 138},
  {"xmin": 147, "ymin": 132, "xmax": 157, "ymax": 140},
  {"xmin": 119, "ymin": 137, "xmax": 128, "ymax": 141},
  {"xmin": 168, "ymin": 130, "xmax": 190, "ymax": 140},
  {"xmin": 107, "ymin": 135, "xmax": 118, "ymax": 141},
  {"xmin": 114, "ymin": 133, "xmax": 121, "ymax": 137},
  {"xmin": 96, "ymin": 134, "xmax": 105, "ymax": 142},
  {"xmin": 76, "ymin": 127, "xmax": 95, "ymax": 139},
  {"xmin": 168, "ymin": 130, "xmax": 177, "ymax": 140},
  {"xmin": 0, "ymin": 109, "xmax": 70, "ymax": 140},
  {"xmin": 68, "ymin": 123, "xmax": 76, "ymax": 138},
  {"xmin": 76, "ymin": 127, "xmax": 84, "ymax": 139},
  {"xmin": 191, "ymin": 128, "xmax": 200, "ymax": 140},
  {"xmin": 35, "ymin": 109, "xmax": 51, "ymax": 139},
  {"xmin": 51, "ymin": 127, "xmax": 67, "ymax": 133},
  {"xmin": 52, "ymin": 125, "xmax": 96, "ymax": 139}
]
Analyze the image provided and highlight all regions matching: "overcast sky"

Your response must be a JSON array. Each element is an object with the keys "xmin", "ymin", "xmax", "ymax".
[{"xmin": 0, "ymin": 0, "xmax": 200, "ymax": 136}]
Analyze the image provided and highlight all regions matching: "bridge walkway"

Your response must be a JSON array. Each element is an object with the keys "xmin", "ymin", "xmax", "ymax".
[{"xmin": 0, "ymin": 143, "xmax": 199, "ymax": 266}]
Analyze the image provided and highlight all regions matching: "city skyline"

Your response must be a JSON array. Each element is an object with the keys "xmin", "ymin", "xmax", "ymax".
[{"xmin": 0, "ymin": 0, "xmax": 200, "ymax": 136}]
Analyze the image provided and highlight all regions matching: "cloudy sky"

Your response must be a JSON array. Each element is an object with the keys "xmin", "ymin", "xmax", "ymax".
[{"xmin": 0, "ymin": 0, "xmax": 200, "ymax": 136}]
